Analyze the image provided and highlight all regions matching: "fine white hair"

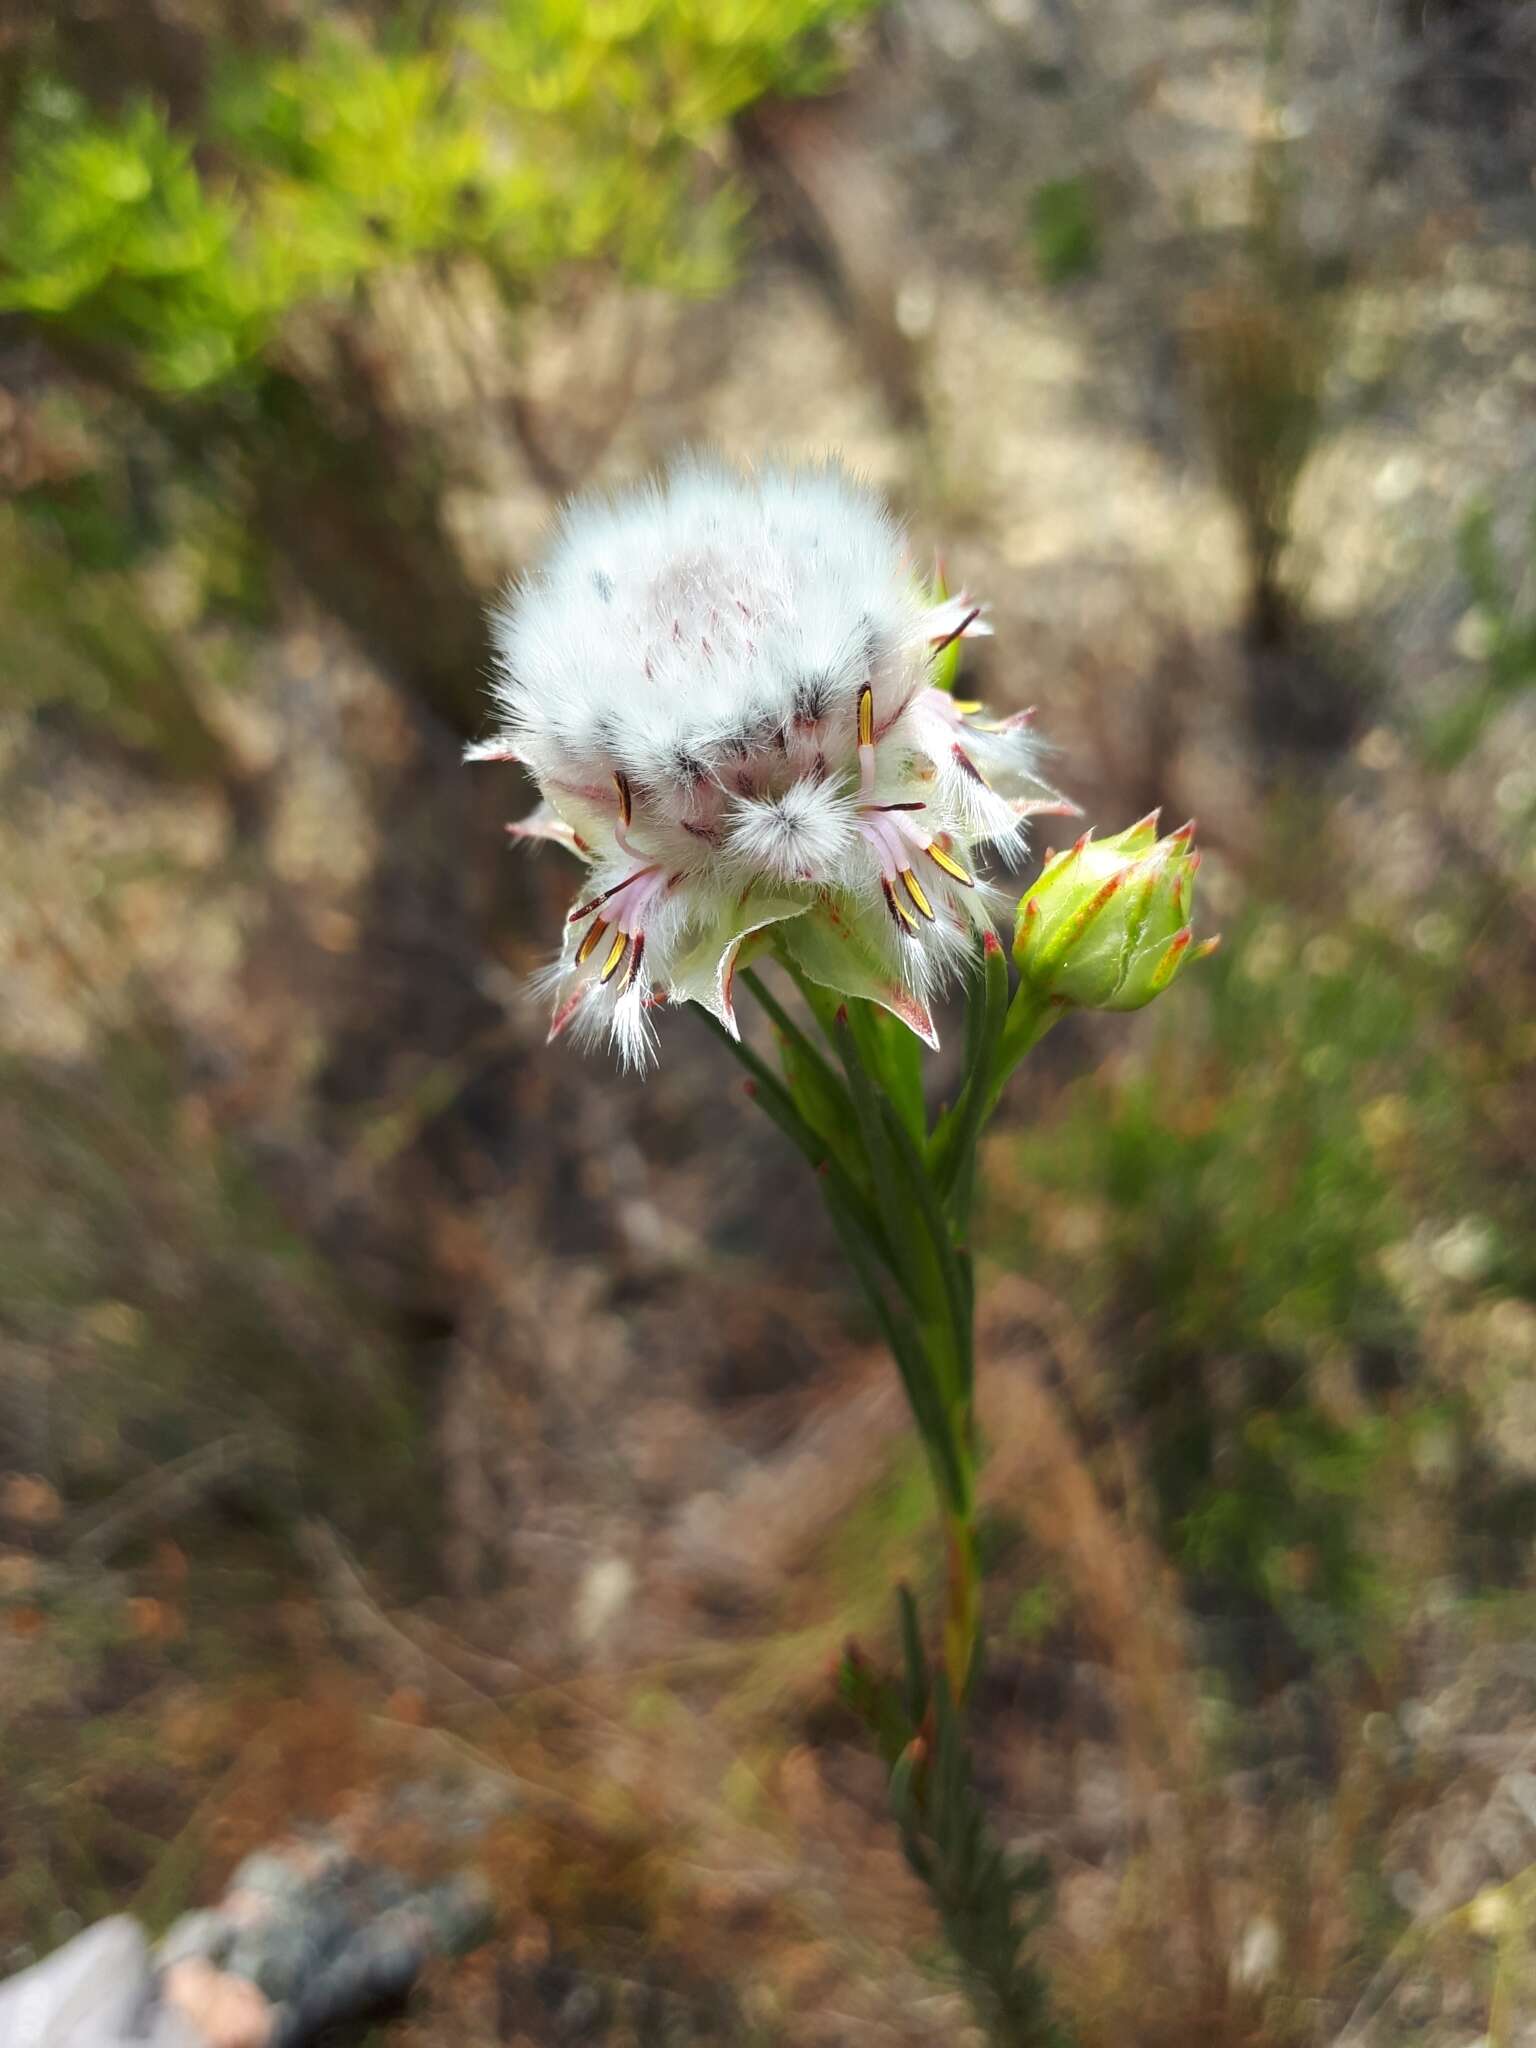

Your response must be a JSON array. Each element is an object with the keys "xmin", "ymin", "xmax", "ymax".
[{"xmin": 490, "ymin": 454, "xmax": 922, "ymax": 798}]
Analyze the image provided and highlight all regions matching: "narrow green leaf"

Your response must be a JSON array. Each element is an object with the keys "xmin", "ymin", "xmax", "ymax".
[
  {"xmin": 896, "ymin": 1581, "xmax": 929, "ymax": 1728},
  {"xmin": 693, "ymin": 1008, "xmax": 888, "ymax": 1261},
  {"xmin": 932, "ymin": 933, "xmax": 1009, "ymax": 1221},
  {"xmin": 851, "ymin": 997, "xmax": 927, "ymax": 1143},
  {"xmin": 738, "ymin": 966, "xmax": 863, "ymax": 1179},
  {"xmin": 821, "ymin": 1180, "xmax": 968, "ymax": 1513}
]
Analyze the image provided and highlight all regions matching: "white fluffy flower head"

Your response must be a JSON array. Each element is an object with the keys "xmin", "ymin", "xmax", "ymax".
[{"xmin": 471, "ymin": 455, "xmax": 1072, "ymax": 1065}]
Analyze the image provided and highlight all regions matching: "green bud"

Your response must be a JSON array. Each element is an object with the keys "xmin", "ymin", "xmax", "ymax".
[{"xmin": 1012, "ymin": 811, "xmax": 1218, "ymax": 1011}]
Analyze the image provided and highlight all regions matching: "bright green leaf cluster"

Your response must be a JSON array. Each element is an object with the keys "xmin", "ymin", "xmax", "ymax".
[
  {"xmin": 0, "ymin": 87, "xmax": 273, "ymax": 390},
  {"xmin": 213, "ymin": 36, "xmax": 506, "ymax": 283},
  {"xmin": 470, "ymin": 0, "xmax": 862, "ymax": 139},
  {"xmin": 0, "ymin": 0, "xmax": 879, "ymax": 392}
]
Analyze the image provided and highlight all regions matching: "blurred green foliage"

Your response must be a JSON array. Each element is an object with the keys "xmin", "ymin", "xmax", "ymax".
[
  {"xmin": 0, "ymin": 85, "xmax": 268, "ymax": 393},
  {"xmin": 1028, "ymin": 177, "xmax": 1099, "ymax": 287},
  {"xmin": 1429, "ymin": 493, "xmax": 1536, "ymax": 771},
  {"xmin": 0, "ymin": 1035, "xmax": 422, "ymax": 1544},
  {"xmin": 0, "ymin": 500, "xmax": 252, "ymax": 779},
  {"xmin": 0, "ymin": 0, "xmax": 877, "ymax": 393},
  {"xmin": 989, "ymin": 900, "xmax": 1506, "ymax": 1658}
]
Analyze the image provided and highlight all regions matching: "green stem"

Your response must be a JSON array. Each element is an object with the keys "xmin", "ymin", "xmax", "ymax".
[
  {"xmin": 720, "ymin": 975, "xmax": 988, "ymax": 1693},
  {"xmin": 987, "ymin": 988, "xmax": 1060, "ymax": 1121},
  {"xmin": 877, "ymin": 1089, "xmax": 975, "ymax": 1425},
  {"xmin": 822, "ymin": 1180, "xmax": 971, "ymax": 1516},
  {"xmin": 944, "ymin": 1507, "xmax": 981, "ymax": 1701},
  {"xmin": 700, "ymin": 1002, "xmax": 967, "ymax": 1510},
  {"xmin": 800, "ymin": 984, "xmax": 982, "ymax": 1692},
  {"xmin": 932, "ymin": 933, "xmax": 1011, "ymax": 1230},
  {"xmin": 707, "ymin": 952, "xmax": 1075, "ymax": 2043}
]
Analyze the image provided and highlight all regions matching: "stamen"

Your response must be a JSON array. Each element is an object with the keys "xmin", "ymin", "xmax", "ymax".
[
  {"xmin": 867, "ymin": 801, "xmax": 926, "ymax": 813},
  {"xmin": 568, "ymin": 863, "xmax": 662, "ymax": 922},
  {"xmin": 576, "ymin": 917, "xmax": 610, "ymax": 964},
  {"xmin": 857, "ymin": 683, "xmax": 880, "ymax": 801},
  {"xmin": 882, "ymin": 876, "xmax": 919, "ymax": 934},
  {"xmin": 613, "ymin": 770, "xmax": 633, "ymax": 828},
  {"xmin": 952, "ymin": 744, "xmax": 990, "ymax": 787},
  {"xmin": 623, "ymin": 931, "xmax": 647, "ymax": 991},
  {"xmin": 599, "ymin": 929, "xmax": 630, "ymax": 984},
  {"xmin": 931, "ymin": 605, "xmax": 981, "ymax": 657},
  {"xmin": 901, "ymin": 869, "xmax": 936, "ymax": 922},
  {"xmin": 927, "ymin": 842, "xmax": 975, "ymax": 888}
]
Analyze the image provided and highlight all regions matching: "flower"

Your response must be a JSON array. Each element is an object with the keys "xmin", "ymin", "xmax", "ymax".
[
  {"xmin": 470, "ymin": 455, "xmax": 1072, "ymax": 1064},
  {"xmin": 1011, "ymin": 812, "xmax": 1219, "ymax": 1011}
]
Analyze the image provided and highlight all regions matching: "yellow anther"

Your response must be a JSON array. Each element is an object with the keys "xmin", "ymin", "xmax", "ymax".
[
  {"xmin": 599, "ymin": 928, "xmax": 629, "ymax": 984},
  {"xmin": 857, "ymin": 684, "xmax": 874, "ymax": 750},
  {"xmin": 576, "ymin": 917, "xmax": 609, "ymax": 964},
  {"xmin": 926, "ymin": 842, "xmax": 975, "ymax": 888},
  {"xmin": 900, "ymin": 868, "xmax": 936, "ymax": 921},
  {"xmin": 613, "ymin": 770, "xmax": 633, "ymax": 827},
  {"xmin": 883, "ymin": 877, "xmax": 918, "ymax": 933}
]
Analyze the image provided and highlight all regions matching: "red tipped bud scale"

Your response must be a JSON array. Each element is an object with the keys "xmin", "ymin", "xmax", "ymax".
[
  {"xmin": 1119, "ymin": 808, "xmax": 1163, "ymax": 851},
  {"xmin": 1011, "ymin": 816, "xmax": 1218, "ymax": 1013}
]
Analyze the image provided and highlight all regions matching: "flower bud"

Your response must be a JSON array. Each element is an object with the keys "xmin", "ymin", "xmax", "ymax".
[{"xmin": 1012, "ymin": 813, "xmax": 1218, "ymax": 1011}]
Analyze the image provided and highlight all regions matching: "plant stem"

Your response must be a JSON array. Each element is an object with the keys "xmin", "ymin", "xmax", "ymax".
[
  {"xmin": 945, "ymin": 1507, "xmax": 981, "ymax": 1698},
  {"xmin": 987, "ymin": 989, "xmax": 1058, "ymax": 1121},
  {"xmin": 715, "ymin": 964, "xmax": 1067, "ymax": 2045},
  {"xmin": 738, "ymin": 964, "xmax": 985, "ymax": 1690}
]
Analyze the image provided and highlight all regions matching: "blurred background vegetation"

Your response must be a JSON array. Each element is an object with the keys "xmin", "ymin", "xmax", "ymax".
[{"xmin": 3, "ymin": 0, "xmax": 1536, "ymax": 2041}]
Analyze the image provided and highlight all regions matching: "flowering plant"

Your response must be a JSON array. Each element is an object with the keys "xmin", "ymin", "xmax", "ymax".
[{"xmin": 472, "ymin": 456, "xmax": 1214, "ymax": 2043}]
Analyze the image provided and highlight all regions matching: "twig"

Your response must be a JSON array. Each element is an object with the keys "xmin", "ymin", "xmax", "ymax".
[
  {"xmin": 298, "ymin": 1518, "xmax": 488, "ymax": 1712},
  {"xmin": 68, "ymin": 1434, "xmax": 279, "ymax": 1564}
]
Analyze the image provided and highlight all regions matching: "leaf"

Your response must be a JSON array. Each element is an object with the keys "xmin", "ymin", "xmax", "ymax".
[
  {"xmin": 666, "ymin": 886, "xmax": 810, "ymax": 1036},
  {"xmin": 779, "ymin": 892, "xmax": 939, "ymax": 1048}
]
